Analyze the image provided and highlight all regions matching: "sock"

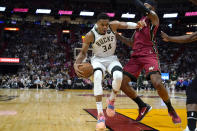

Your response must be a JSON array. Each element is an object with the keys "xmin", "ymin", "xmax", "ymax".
[
  {"xmin": 96, "ymin": 102, "xmax": 103, "ymax": 114},
  {"xmin": 164, "ymin": 100, "xmax": 174, "ymax": 112},
  {"xmin": 109, "ymin": 90, "xmax": 117, "ymax": 101},
  {"xmin": 132, "ymin": 96, "xmax": 146, "ymax": 108},
  {"xmin": 187, "ymin": 111, "xmax": 197, "ymax": 131}
]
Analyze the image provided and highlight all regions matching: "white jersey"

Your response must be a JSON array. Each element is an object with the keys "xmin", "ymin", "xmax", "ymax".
[{"xmin": 91, "ymin": 24, "xmax": 116, "ymax": 58}]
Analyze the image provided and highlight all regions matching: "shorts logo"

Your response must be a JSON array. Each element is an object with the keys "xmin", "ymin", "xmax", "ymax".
[{"xmin": 149, "ymin": 66, "xmax": 154, "ymax": 71}]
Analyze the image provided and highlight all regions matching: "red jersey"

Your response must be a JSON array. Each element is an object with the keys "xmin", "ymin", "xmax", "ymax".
[{"xmin": 132, "ymin": 16, "xmax": 159, "ymax": 56}]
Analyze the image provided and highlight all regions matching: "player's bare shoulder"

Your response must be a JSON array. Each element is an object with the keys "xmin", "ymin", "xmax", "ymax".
[
  {"xmin": 109, "ymin": 20, "xmax": 119, "ymax": 27},
  {"xmin": 109, "ymin": 20, "xmax": 119, "ymax": 32},
  {"xmin": 84, "ymin": 31, "xmax": 95, "ymax": 44}
]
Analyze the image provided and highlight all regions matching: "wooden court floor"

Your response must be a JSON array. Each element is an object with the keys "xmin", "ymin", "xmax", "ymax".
[{"xmin": 0, "ymin": 89, "xmax": 188, "ymax": 131}]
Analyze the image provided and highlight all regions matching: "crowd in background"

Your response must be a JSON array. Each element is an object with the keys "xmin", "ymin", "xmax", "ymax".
[{"xmin": 0, "ymin": 20, "xmax": 196, "ymax": 91}]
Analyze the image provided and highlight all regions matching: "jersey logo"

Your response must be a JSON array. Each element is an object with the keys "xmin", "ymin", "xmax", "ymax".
[{"xmin": 107, "ymin": 29, "xmax": 111, "ymax": 34}]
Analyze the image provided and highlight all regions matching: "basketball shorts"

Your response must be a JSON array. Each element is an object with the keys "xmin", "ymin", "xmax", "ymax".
[
  {"xmin": 186, "ymin": 76, "xmax": 197, "ymax": 104},
  {"xmin": 123, "ymin": 55, "xmax": 161, "ymax": 82},
  {"xmin": 91, "ymin": 55, "xmax": 122, "ymax": 75}
]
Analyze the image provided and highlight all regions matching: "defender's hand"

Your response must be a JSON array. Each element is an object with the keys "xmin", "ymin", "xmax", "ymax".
[
  {"xmin": 136, "ymin": 20, "xmax": 147, "ymax": 29},
  {"xmin": 161, "ymin": 31, "xmax": 169, "ymax": 42}
]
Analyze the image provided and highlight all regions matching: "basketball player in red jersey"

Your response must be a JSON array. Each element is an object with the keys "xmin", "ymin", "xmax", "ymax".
[{"xmin": 116, "ymin": 0, "xmax": 181, "ymax": 124}]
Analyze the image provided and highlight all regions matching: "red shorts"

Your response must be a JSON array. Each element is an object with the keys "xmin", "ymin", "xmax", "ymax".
[{"xmin": 123, "ymin": 54, "xmax": 161, "ymax": 81}]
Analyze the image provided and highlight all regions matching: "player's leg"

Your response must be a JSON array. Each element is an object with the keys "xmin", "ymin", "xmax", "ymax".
[
  {"xmin": 185, "ymin": 104, "xmax": 197, "ymax": 131},
  {"xmin": 144, "ymin": 55, "xmax": 181, "ymax": 124},
  {"xmin": 185, "ymin": 77, "xmax": 197, "ymax": 131},
  {"xmin": 106, "ymin": 60, "xmax": 123, "ymax": 117},
  {"xmin": 120, "ymin": 57, "xmax": 152, "ymax": 121},
  {"xmin": 91, "ymin": 60, "xmax": 106, "ymax": 130}
]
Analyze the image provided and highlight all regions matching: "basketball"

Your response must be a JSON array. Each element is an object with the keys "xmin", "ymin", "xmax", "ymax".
[{"xmin": 78, "ymin": 62, "xmax": 93, "ymax": 78}]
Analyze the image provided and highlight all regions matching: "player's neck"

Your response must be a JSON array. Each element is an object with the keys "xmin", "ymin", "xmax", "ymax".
[{"xmin": 95, "ymin": 24, "xmax": 105, "ymax": 35}]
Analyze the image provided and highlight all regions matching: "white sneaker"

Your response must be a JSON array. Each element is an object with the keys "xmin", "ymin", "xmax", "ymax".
[{"xmin": 96, "ymin": 113, "xmax": 106, "ymax": 131}]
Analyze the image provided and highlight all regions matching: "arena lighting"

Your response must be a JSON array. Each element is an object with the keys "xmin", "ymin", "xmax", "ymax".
[
  {"xmin": 36, "ymin": 9, "xmax": 51, "ymax": 14},
  {"xmin": 13, "ymin": 8, "xmax": 28, "ymax": 12},
  {"xmin": 192, "ymin": 24, "xmax": 197, "ymax": 27},
  {"xmin": 121, "ymin": 13, "xmax": 135, "ymax": 18},
  {"xmin": 0, "ymin": 7, "xmax": 6, "ymax": 11},
  {"xmin": 4, "ymin": 27, "xmax": 19, "ymax": 31},
  {"xmin": 80, "ymin": 11, "xmax": 94, "ymax": 16},
  {"xmin": 0, "ymin": 58, "xmax": 20, "ymax": 63},
  {"xmin": 185, "ymin": 11, "xmax": 197, "ymax": 16},
  {"xmin": 58, "ymin": 10, "xmax": 73, "ymax": 15},
  {"xmin": 187, "ymin": 24, "xmax": 197, "ymax": 27},
  {"xmin": 186, "ymin": 32, "xmax": 193, "ymax": 35},
  {"xmin": 62, "ymin": 30, "xmax": 70, "ymax": 33},
  {"xmin": 106, "ymin": 13, "xmax": 115, "ymax": 17},
  {"xmin": 163, "ymin": 13, "xmax": 178, "ymax": 18}
]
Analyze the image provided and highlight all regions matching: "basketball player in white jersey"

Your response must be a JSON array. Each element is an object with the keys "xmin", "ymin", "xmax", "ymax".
[{"xmin": 74, "ymin": 13, "xmax": 145, "ymax": 130}]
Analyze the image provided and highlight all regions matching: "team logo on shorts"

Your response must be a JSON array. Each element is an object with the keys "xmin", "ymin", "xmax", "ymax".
[
  {"xmin": 149, "ymin": 66, "xmax": 154, "ymax": 71},
  {"xmin": 107, "ymin": 29, "xmax": 111, "ymax": 34}
]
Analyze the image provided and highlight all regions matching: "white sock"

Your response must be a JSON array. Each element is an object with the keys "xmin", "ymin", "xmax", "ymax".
[
  {"xmin": 109, "ymin": 91, "xmax": 116, "ymax": 101},
  {"xmin": 96, "ymin": 102, "xmax": 103, "ymax": 114}
]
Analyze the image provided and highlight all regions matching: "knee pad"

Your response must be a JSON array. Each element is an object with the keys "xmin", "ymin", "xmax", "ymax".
[
  {"xmin": 111, "ymin": 66, "xmax": 122, "ymax": 75},
  {"xmin": 93, "ymin": 70, "xmax": 103, "ymax": 96},
  {"xmin": 112, "ymin": 71, "xmax": 123, "ymax": 92},
  {"xmin": 187, "ymin": 111, "xmax": 197, "ymax": 120}
]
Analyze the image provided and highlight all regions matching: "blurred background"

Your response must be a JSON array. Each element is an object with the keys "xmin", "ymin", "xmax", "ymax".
[{"xmin": 0, "ymin": 0, "xmax": 196, "ymax": 91}]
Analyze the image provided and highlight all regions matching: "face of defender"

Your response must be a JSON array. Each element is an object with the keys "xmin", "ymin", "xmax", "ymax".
[
  {"xmin": 144, "ymin": 3, "xmax": 155, "ymax": 11},
  {"xmin": 97, "ymin": 19, "xmax": 109, "ymax": 35}
]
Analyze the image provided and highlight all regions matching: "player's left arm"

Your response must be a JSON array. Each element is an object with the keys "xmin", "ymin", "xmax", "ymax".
[{"xmin": 147, "ymin": 10, "xmax": 159, "ymax": 26}]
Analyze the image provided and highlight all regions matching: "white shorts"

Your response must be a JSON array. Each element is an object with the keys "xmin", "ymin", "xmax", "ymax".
[{"xmin": 91, "ymin": 55, "xmax": 122, "ymax": 75}]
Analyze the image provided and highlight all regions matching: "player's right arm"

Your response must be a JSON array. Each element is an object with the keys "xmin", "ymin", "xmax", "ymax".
[
  {"xmin": 161, "ymin": 31, "xmax": 197, "ymax": 43},
  {"xmin": 74, "ymin": 32, "xmax": 94, "ymax": 77},
  {"xmin": 132, "ymin": 0, "xmax": 159, "ymax": 26},
  {"xmin": 189, "ymin": 0, "xmax": 197, "ymax": 5},
  {"xmin": 116, "ymin": 33, "xmax": 134, "ymax": 47}
]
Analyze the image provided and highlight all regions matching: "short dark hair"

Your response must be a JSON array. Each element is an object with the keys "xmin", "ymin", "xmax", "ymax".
[
  {"xmin": 97, "ymin": 13, "xmax": 110, "ymax": 21},
  {"xmin": 144, "ymin": 0, "xmax": 157, "ymax": 9}
]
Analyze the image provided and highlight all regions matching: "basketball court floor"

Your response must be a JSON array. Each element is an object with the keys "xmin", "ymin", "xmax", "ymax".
[{"xmin": 0, "ymin": 88, "xmax": 189, "ymax": 131}]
